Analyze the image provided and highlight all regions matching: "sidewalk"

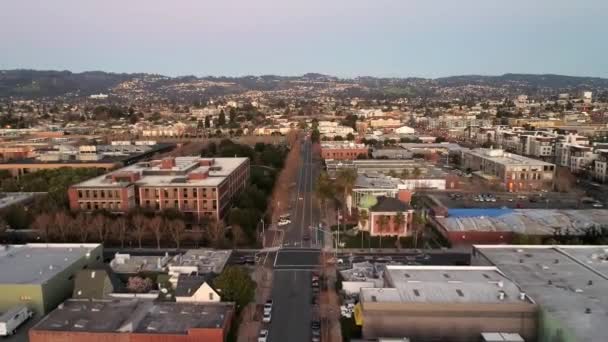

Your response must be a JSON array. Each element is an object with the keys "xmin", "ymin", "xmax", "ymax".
[
  {"xmin": 237, "ymin": 265, "xmax": 273, "ymax": 342},
  {"xmin": 320, "ymin": 252, "xmax": 343, "ymax": 342}
]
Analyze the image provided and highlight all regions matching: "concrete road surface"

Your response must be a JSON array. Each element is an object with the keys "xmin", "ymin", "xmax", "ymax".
[
  {"xmin": 267, "ymin": 270, "xmax": 313, "ymax": 342},
  {"xmin": 267, "ymin": 135, "xmax": 322, "ymax": 342}
]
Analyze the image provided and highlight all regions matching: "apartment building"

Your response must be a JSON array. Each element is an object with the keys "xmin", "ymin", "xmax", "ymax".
[
  {"xmin": 461, "ymin": 149, "xmax": 555, "ymax": 192},
  {"xmin": 68, "ymin": 157, "xmax": 249, "ymax": 221}
]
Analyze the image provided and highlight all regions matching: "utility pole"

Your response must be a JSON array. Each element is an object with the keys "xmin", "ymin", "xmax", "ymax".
[{"xmin": 260, "ymin": 218, "xmax": 265, "ymax": 248}]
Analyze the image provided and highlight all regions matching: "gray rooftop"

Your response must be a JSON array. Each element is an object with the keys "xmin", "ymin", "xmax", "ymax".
[
  {"xmin": 0, "ymin": 192, "xmax": 42, "ymax": 210},
  {"xmin": 474, "ymin": 245, "xmax": 608, "ymax": 342},
  {"xmin": 168, "ymin": 249, "xmax": 231, "ymax": 274},
  {"xmin": 109, "ymin": 253, "xmax": 172, "ymax": 274},
  {"xmin": 361, "ymin": 266, "xmax": 530, "ymax": 305},
  {"xmin": 463, "ymin": 148, "xmax": 555, "ymax": 167},
  {"xmin": 33, "ymin": 299, "xmax": 234, "ymax": 334},
  {"xmin": 0, "ymin": 244, "xmax": 101, "ymax": 285},
  {"xmin": 74, "ymin": 156, "xmax": 247, "ymax": 188},
  {"xmin": 437, "ymin": 209, "xmax": 608, "ymax": 235}
]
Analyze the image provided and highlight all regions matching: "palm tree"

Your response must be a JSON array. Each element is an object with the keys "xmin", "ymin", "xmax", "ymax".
[
  {"xmin": 412, "ymin": 211, "xmax": 427, "ymax": 248},
  {"xmin": 315, "ymin": 172, "xmax": 335, "ymax": 219},
  {"xmin": 377, "ymin": 215, "xmax": 390, "ymax": 248},
  {"xmin": 336, "ymin": 169, "xmax": 358, "ymax": 214},
  {"xmin": 393, "ymin": 212, "xmax": 405, "ymax": 249},
  {"xmin": 358, "ymin": 209, "xmax": 369, "ymax": 248}
]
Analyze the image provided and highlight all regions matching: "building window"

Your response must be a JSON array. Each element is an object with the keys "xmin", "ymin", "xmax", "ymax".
[
  {"xmin": 209, "ymin": 292, "xmax": 214, "ymax": 300},
  {"xmin": 78, "ymin": 190, "xmax": 83, "ymax": 198}
]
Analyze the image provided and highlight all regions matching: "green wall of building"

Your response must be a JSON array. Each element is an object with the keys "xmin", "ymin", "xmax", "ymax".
[{"xmin": 537, "ymin": 309, "xmax": 577, "ymax": 342}]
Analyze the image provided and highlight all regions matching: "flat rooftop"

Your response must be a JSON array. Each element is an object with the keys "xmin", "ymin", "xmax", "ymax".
[
  {"xmin": 109, "ymin": 253, "xmax": 172, "ymax": 274},
  {"xmin": 464, "ymin": 148, "xmax": 554, "ymax": 166},
  {"xmin": 361, "ymin": 265, "xmax": 529, "ymax": 305},
  {"xmin": 0, "ymin": 192, "xmax": 42, "ymax": 210},
  {"xmin": 0, "ymin": 244, "xmax": 101, "ymax": 284},
  {"xmin": 474, "ymin": 245, "xmax": 608, "ymax": 342},
  {"xmin": 320, "ymin": 142, "xmax": 366, "ymax": 149},
  {"xmin": 33, "ymin": 299, "xmax": 233, "ymax": 334},
  {"xmin": 327, "ymin": 160, "xmax": 447, "ymax": 178},
  {"xmin": 74, "ymin": 156, "xmax": 247, "ymax": 188},
  {"xmin": 436, "ymin": 209, "xmax": 608, "ymax": 235},
  {"xmin": 168, "ymin": 249, "xmax": 231, "ymax": 274}
]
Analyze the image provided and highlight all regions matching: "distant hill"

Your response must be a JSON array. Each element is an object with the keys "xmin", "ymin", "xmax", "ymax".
[
  {"xmin": 436, "ymin": 73, "xmax": 608, "ymax": 90},
  {"xmin": 0, "ymin": 69, "xmax": 607, "ymax": 99},
  {"xmin": 0, "ymin": 70, "xmax": 138, "ymax": 98}
]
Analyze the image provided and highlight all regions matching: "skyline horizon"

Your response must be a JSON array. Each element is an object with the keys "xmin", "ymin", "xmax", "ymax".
[
  {"xmin": 2, "ymin": 0, "xmax": 607, "ymax": 78},
  {"xmin": 3, "ymin": 67, "xmax": 608, "ymax": 80}
]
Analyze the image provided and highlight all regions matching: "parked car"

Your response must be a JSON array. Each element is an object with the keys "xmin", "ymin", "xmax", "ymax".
[
  {"xmin": 263, "ymin": 300, "xmax": 273, "ymax": 314},
  {"xmin": 278, "ymin": 219, "xmax": 291, "ymax": 226},
  {"xmin": 258, "ymin": 329, "xmax": 269, "ymax": 342},
  {"xmin": 262, "ymin": 312, "xmax": 272, "ymax": 323}
]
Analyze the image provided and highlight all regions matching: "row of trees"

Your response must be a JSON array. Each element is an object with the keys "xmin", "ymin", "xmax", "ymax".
[{"xmin": 30, "ymin": 210, "xmax": 192, "ymax": 248}]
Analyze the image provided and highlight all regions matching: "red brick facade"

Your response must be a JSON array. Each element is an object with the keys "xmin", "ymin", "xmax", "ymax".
[
  {"xmin": 68, "ymin": 158, "xmax": 249, "ymax": 221},
  {"xmin": 321, "ymin": 147, "xmax": 368, "ymax": 160},
  {"xmin": 29, "ymin": 327, "xmax": 228, "ymax": 342}
]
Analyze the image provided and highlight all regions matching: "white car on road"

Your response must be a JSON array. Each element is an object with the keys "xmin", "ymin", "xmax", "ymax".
[
  {"xmin": 277, "ymin": 219, "xmax": 291, "ymax": 226},
  {"xmin": 262, "ymin": 312, "xmax": 272, "ymax": 323}
]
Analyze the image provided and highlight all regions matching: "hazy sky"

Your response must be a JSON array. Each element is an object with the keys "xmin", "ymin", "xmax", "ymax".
[{"xmin": 1, "ymin": 0, "xmax": 607, "ymax": 78}]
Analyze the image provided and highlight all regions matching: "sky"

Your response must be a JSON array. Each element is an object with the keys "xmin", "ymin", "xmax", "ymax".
[{"xmin": 1, "ymin": 0, "xmax": 607, "ymax": 78}]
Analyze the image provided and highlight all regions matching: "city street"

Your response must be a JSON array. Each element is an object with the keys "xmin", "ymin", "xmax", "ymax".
[{"xmin": 266, "ymin": 136, "xmax": 323, "ymax": 342}]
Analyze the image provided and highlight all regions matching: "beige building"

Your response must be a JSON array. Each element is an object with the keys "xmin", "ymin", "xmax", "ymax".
[
  {"xmin": 461, "ymin": 148, "xmax": 555, "ymax": 192},
  {"xmin": 359, "ymin": 265, "xmax": 537, "ymax": 342}
]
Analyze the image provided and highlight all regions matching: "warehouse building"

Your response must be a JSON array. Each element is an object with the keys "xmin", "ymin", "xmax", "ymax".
[
  {"xmin": 473, "ymin": 245, "xmax": 608, "ymax": 342},
  {"xmin": 29, "ymin": 299, "xmax": 234, "ymax": 342},
  {"xmin": 432, "ymin": 208, "xmax": 608, "ymax": 246},
  {"xmin": 359, "ymin": 265, "xmax": 537, "ymax": 342},
  {"xmin": 0, "ymin": 243, "xmax": 103, "ymax": 316}
]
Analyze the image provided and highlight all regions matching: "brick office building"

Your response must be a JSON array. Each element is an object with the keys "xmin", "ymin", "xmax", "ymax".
[
  {"xmin": 68, "ymin": 157, "xmax": 249, "ymax": 221},
  {"xmin": 29, "ymin": 299, "xmax": 234, "ymax": 342},
  {"xmin": 320, "ymin": 142, "xmax": 369, "ymax": 160}
]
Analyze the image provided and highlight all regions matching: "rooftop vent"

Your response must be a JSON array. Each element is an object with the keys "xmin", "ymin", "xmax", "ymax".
[{"xmin": 585, "ymin": 308, "xmax": 592, "ymax": 314}]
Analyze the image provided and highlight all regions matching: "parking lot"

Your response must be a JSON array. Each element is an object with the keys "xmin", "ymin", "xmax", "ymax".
[{"xmin": 424, "ymin": 191, "xmax": 603, "ymax": 210}]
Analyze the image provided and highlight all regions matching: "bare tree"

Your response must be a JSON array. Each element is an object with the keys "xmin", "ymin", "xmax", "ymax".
[
  {"xmin": 167, "ymin": 219, "xmax": 185, "ymax": 249},
  {"xmin": 90, "ymin": 214, "xmax": 109, "ymax": 243},
  {"xmin": 32, "ymin": 213, "xmax": 53, "ymax": 242},
  {"xmin": 73, "ymin": 212, "xmax": 91, "ymax": 243},
  {"xmin": 114, "ymin": 216, "xmax": 128, "ymax": 248},
  {"xmin": 53, "ymin": 211, "xmax": 74, "ymax": 242},
  {"xmin": 131, "ymin": 214, "xmax": 147, "ymax": 248},
  {"xmin": 147, "ymin": 216, "xmax": 164, "ymax": 249},
  {"xmin": 206, "ymin": 219, "xmax": 224, "ymax": 247}
]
